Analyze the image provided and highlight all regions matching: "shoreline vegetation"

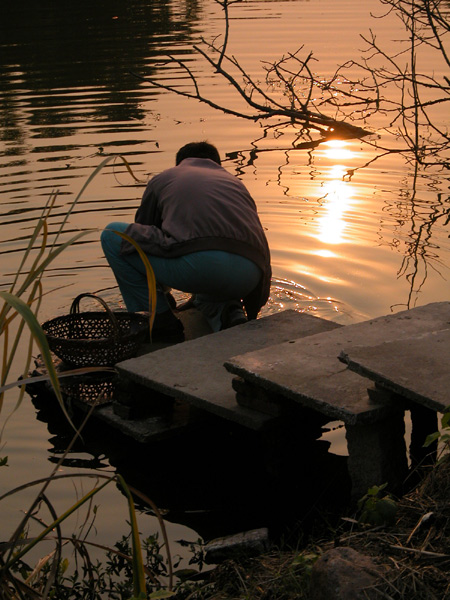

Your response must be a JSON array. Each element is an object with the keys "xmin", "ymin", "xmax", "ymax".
[
  {"xmin": 208, "ymin": 452, "xmax": 450, "ymax": 600},
  {"xmin": 0, "ymin": 162, "xmax": 162, "ymax": 600},
  {"xmin": 3, "ymin": 406, "xmax": 449, "ymax": 599}
]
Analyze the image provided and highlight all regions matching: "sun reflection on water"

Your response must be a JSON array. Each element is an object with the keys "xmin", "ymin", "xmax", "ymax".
[
  {"xmin": 313, "ymin": 249, "xmax": 337, "ymax": 258},
  {"xmin": 322, "ymin": 139, "xmax": 354, "ymax": 161},
  {"xmin": 317, "ymin": 141, "xmax": 356, "ymax": 245}
]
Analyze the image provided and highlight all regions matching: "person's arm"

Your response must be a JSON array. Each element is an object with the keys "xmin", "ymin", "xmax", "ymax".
[
  {"xmin": 134, "ymin": 182, "xmax": 162, "ymax": 228},
  {"xmin": 119, "ymin": 181, "xmax": 162, "ymax": 255}
]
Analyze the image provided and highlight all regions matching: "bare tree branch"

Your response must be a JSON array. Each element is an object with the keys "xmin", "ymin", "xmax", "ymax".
[
  {"xmin": 131, "ymin": 0, "xmax": 449, "ymax": 166},
  {"xmin": 133, "ymin": 0, "xmax": 370, "ymax": 141}
]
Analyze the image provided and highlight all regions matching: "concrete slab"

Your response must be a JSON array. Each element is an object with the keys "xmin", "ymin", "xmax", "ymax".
[
  {"xmin": 116, "ymin": 310, "xmax": 341, "ymax": 430},
  {"xmin": 85, "ymin": 402, "xmax": 197, "ymax": 444},
  {"xmin": 339, "ymin": 328, "xmax": 450, "ymax": 413},
  {"xmin": 224, "ymin": 302, "xmax": 450, "ymax": 425}
]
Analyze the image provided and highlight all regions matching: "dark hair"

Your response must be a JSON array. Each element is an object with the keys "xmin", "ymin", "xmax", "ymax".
[{"xmin": 175, "ymin": 141, "xmax": 221, "ymax": 165}]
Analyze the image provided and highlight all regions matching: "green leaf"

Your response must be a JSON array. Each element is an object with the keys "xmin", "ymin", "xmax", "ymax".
[
  {"xmin": 441, "ymin": 408, "xmax": 450, "ymax": 429},
  {"xmin": 424, "ymin": 431, "xmax": 440, "ymax": 447},
  {"xmin": 369, "ymin": 483, "xmax": 387, "ymax": 496},
  {"xmin": 174, "ymin": 568, "xmax": 199, "ymax": 581},
  {"xmin": 148, "ymin": 591, "xmax": 175, "ymax": 598},
  {"xmin": 0, "ymin": 291, "xmax": 73, "ymax": 428}
]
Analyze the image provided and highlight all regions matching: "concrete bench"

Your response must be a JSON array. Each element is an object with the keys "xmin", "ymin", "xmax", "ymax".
[
  {"xmin": 116, "ymin": 309, "xmax": 341, "ymax": 431},
  {"xmin": 339, "ymin": 328, "xmax": 450, "ymax": 414},
  {"xmin": 339, "ymin": 327, "xmax": 450, "ymax": 471},
  {"xmin": 224, "ymin": 302, "xmax": 450, "ymax": 498}
]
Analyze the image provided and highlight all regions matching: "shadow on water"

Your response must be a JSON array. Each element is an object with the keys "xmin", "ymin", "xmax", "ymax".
[
  {"xmin": 0, "ymin": 0, "xmax": 202, "ymax": 146},
  {"xmin": 29, "ymin": 387, "xmax": 351, "ymax": 545}
]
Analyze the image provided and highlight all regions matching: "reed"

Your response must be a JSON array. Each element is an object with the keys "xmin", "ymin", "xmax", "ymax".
[{"xmin": 0, "ymin": 160, "xmax": 164, "ymax": 599}]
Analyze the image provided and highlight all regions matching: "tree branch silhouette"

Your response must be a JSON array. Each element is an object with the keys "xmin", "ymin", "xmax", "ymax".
[{"xmin": 132, "ymin": 0, "xmax": 370, "ymax": 142}]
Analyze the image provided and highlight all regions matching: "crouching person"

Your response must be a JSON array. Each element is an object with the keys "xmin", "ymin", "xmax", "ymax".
[{"xmin": 101, "ymin": 141, "xmax": 271, "ymax": 342}]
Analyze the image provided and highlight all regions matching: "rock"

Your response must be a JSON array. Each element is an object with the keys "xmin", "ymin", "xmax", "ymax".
[
  {"xmin": 204, "ymin": 528, "xmax": 269, "ymax": 564},
  {"xmin": 311, "ymin": 547, "xmax": 381, "ymax": 600}
]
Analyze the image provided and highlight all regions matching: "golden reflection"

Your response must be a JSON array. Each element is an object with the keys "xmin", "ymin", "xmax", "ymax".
[
  {"xmin": 317, "ymin": 143, "xmax": 355, "ymax": 245},
  {"xmin": 322, "ymin": 139, "xmax": 354, "ymax": 160},
  {"xmin": 314, "ymin": 249, "xmax": 337, "ymax": 258},
  {"xmin": 298, "ymin": 266, "xmax": 343, "ymax": 285}
]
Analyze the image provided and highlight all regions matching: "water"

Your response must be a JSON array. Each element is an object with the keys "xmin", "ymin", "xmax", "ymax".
[{"xmin": 1, "ymin": 0, "xmax": 449, "ymax": 564}]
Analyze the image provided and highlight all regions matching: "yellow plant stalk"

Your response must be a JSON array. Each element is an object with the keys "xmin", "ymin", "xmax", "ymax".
[
  {"xmin": 0, "ymin": 158, "xmax": 163, "ymax": 598},
  {"xmin": 111, "ymin": 230, "xmax": 157, "ymax": 340},
  {"xmin": 0, "ymin": 292, "xmax": 68, "ymax": 423}
]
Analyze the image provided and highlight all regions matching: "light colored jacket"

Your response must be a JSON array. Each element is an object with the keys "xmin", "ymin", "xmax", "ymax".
[{"xmin": 121, "ymin": 157, "xmax": 271, "ymax": 318}]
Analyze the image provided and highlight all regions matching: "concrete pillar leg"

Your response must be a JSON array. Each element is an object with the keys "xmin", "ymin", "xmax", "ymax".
[
  {"xmin": 345, "ymin": 409, "xmax": 408, "ymax": 501},
  {"xmin": 409, "ymin": 403, "xmax": 438, "ymax": 468},
  {"xmin": 113, "ymin": 374, "xmax": 174, "ymax": 419}
]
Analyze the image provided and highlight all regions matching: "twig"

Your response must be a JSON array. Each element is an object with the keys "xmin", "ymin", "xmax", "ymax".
[{"xmin": 389, "ymin": 544, "xmax": 449, "ymax": 558}]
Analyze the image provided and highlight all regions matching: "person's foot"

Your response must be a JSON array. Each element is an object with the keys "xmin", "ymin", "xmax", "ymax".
[
  {"xmin": 164, "ymin": 290, "xmax": 178, "ymax": 310},
  {"xmin": 153, "ymin": 310, "xmax": 185, "ymax": 342},
  {"xmin": 220, "ymin": 301, "xmax": 247, "ymax": 330},
  {"xmin": 140, "ymin": 310, "xmax": 185, "ymax": 343}
]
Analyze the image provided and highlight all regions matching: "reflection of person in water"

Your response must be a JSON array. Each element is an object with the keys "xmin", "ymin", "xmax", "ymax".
[{"xmin": 101, "ymin": 141, "xmax": 271, "ymax": 341}]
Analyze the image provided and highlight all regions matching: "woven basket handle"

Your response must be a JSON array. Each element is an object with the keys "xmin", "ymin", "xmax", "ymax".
[{"xmin": 70, "ymin": 293, "xmax": 121, "ymax": 340}]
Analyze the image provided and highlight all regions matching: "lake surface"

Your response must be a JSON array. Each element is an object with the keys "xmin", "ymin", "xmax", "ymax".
[{"xmin": 1, "ymin": 0, "xmax": 449, "ymax": 567}]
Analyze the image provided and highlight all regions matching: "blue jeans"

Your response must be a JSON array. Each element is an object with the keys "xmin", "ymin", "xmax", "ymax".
[{"xmin": 101, "ymin": 222, "xmax": 262, "ymax": 331}]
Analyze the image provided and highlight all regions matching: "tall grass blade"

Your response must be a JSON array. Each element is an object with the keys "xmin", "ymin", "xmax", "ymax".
[
  {"xmin": 130, "ymin": 485, "xmax": 174, "ymax": 591},
  {"xmin": 0, "ymin": 292, "xmax": 73, "ymax": 428},
  {"xmin": 13, "ymin": 230, "xmax": 92, "ymax": 301},
  {"xmin": 116, "ymin": 155, "xmax": 142, "ymax": 183},
  {"xmin": 0, "ymin": 302, "xmax": 38, "ymax": 439},
  {"xmin": 0, "ymin": 366, "xmax": 115, "ymax": 395},
  {"xmin": 111, "ymin": 231, "xmax": 157, "ymax": 339},
  {"xmin": 5, "ymin": 404, "xmax": 104, "ymax": 563},
  {"xmin": 52, "ymin": 156, "xmax": 116, "ymax": 248},
  {"xmin": 2, "ymin": 478, "xmax": 112, "ymax": 571},
  {"xmin": 0, "ymin": 472, "xmax": 111, "ymax": 504},
  {"xmin": 53, "ymin": 155, "xmax": 139, "ymax": 249},
  {"xmin": 117, "ymin": 474, "xmax": 148, "ymax": 599},
  {"xmin": 6, "ymin": 189, "xmax": 58, "ymax": 299},
  {"xmin": 8, "ymin": 218, "xmax": 46, "ymax": 298},
  {"xmin": 1, "ymin": 281, "xmax": 41, "ymax": 384}
]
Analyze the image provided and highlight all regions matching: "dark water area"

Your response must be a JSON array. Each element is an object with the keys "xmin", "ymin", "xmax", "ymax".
[
  {"xmin": 1, "ymin": 1, "xmax": 199, "ymax": 130},
  {"xmin": 30, "ymin": 389, "xmax": 350, "ymax": 544},
  {"xmin": 1, "ymin": 0, "xmax": 449, "ymax": 564}
]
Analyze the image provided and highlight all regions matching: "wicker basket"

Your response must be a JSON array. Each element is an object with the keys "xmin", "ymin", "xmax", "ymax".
[
  {"xmin": 42, "ymin": 294, "xmax": 149, "ymax": 367},
  {"xmin": 61, "ymin": 371, "xmax": 117, "ymax": 406}
]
